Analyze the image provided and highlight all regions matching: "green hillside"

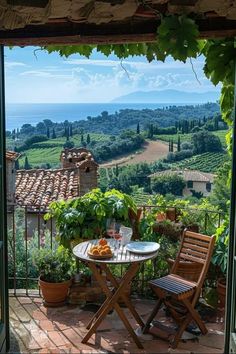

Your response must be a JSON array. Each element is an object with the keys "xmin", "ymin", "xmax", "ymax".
[{"xmin": 18, "ymin": 133, "xmax": 110, "ymax": 168}]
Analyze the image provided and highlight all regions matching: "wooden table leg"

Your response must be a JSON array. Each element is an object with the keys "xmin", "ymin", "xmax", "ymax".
[
  {"xmin": 82, "ymin": 262, "xmax": 144, "ymax": 349},
  {"xmin": 100, "ymin": 263, "xmax": 145, "ymax": 328}
]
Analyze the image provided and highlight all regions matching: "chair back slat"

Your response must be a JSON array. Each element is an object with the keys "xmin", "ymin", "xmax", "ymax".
[
  {"xmin": 179, "ymin": 252, "xmax": 205, "ymax": 264},
  {"xmin": 181, "ymin": 247, "xmax": 207, "ymax": 260},
  {"xmin": 182, "ymin": 242, "xmax": 208, "ymax": 254}
]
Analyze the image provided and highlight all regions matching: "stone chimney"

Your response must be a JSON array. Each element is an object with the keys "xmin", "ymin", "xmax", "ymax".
[{"xmin": 60, "ymin": 148, "xmax": 98, "ymax": 196}]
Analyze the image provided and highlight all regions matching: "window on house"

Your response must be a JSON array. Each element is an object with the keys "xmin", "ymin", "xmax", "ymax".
[
  {"xmin": 206, "ymin": 182, "xmax": 211, "ymax": 192},
  {"xmin": 187, "ymin": 180, "xmax": 193, "ymax": 188},
  {"xmin": 69, "ymin": 158, "xmax": 72, "ymax": 163},
  {"xmin": 85, "ymin": 167, "xmax": 90, "ymax": 173}
]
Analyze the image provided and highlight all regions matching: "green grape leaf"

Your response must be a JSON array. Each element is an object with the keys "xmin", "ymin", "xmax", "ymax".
[{"xmin": 157, "ymin": 15, "xmax": 199, "ymax": 62}]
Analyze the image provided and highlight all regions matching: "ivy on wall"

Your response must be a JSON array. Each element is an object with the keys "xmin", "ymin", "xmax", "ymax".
[{"xmin": 44, "ymin": 15, "xmax": 236, "ymax": 143}]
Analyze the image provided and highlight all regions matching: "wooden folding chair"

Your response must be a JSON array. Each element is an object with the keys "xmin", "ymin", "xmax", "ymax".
[{"xmin": 143, "ymin": 229, "xmax": 215, "ymax": 348}]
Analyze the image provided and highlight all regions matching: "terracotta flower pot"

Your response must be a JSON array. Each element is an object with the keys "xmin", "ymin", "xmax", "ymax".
[
  {"xmin": 217, "ymin": 278, "xmax": 226, "ymax": 309},
  {"xmin": 39, "ymin": 277, "xmax": 72, "ymax": 307}
]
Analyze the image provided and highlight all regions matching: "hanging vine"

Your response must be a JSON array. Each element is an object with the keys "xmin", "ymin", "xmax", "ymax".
[{"xmin": 44, "ymin": 15, "xmax": 236, "ymax": 144}]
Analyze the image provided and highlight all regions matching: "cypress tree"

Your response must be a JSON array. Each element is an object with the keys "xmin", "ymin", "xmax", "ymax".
[
  {"xmin": 115, "ymin": 164, "xmax": 119, "ymax": 177},
  {"xmin": 168, "ymin": 139, "xmax": 171, "ymax": 152},
  {"xmin": 171, "ymin": 139, "xmax": 174, "ymax": 152},
  {"xmin": 46, "ymin": 127, "xmax": 50, "ymax": 139},
  {"xmin": 69, "ymin": 124, "xmax": 73, "ymax": 137},
  {"xmin": 136, "ymin": 122, "xmax": 140, "ymax": 134},
  {"xmin": 81, "ymin": 134, "xmax": 84, "ymax": 144},
  {"xmin": 52, "ymin": 128, "xmax": 56, "ymax": 139},
  {"xmin": 24, "ymin": 156, "xmax": 30, "ymax": 170},
  {"xmin": 177, "ymin": 136, "xmax": 181, "ymax": 152},
  {"xmin": 86, "ymin": 133, "xmax": 91, "ymax": 144}
]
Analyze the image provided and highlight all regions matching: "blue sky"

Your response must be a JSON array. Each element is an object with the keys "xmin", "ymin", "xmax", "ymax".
[{"xmin": 4, "ymin": 46, "xmax": 220, "ymax": 104}]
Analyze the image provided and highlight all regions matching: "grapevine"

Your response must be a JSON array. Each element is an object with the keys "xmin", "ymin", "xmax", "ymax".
[{"xmin": 44, "ymin": 15, "xmax": 236, "ymax": 141}]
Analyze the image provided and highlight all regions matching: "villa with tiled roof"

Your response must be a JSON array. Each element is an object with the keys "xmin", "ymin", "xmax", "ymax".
[
  {"xmin": 15, "ymin": 148, "xmax": 98, "ymax": 210},
  {"xmin": 149, "ymin": 169, "xmax": 215, "ymax": 197}
]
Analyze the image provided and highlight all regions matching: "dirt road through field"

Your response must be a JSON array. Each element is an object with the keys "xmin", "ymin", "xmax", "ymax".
[{"xmin": 100, "ymin": 140, "xmax": 168, "ymax": 168}]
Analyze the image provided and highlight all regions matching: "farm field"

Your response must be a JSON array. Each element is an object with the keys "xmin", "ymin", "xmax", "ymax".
[
  {"xmin": 156, "ymin": 130, "xmax": 227, "ymax": 147},
  {"xmin": 171, "ymin": 152, "xmax": 229, "ymax": 173},
  {"xmin": 100, "ymin": 140, "xmax": 168, "ymax": 168}
]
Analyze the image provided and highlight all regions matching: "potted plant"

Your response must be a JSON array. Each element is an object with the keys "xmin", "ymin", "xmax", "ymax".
[
  {"xmin": 212, "ymin": 219, "xmax": 229, "ymax": 308},
  {"xmin": 33, "ymin": 245, "xmax": 76, "ymax": 306},
  {"xmin": 45, "ymin": 188, "xmax": 137, "ymax": 248},
  {"xmin": 177, "ymin": 208, "xmax": 201, "ymax": 232}
]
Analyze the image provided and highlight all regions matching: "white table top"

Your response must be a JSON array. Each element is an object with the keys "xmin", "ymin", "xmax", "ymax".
[{"xmin": 73, "ymin": 239, "xmax": 159, "ymax": 265}]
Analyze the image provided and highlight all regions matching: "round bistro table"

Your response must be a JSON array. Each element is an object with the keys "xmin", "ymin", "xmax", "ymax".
[{"xmin": 73, "ymin": 239, "xmax": 159, "ymax": 349}]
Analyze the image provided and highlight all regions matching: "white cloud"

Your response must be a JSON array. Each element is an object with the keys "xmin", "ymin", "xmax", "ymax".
[{"xmin": 5, "ymin": 61, "xmax": 27, "ymax": 69}]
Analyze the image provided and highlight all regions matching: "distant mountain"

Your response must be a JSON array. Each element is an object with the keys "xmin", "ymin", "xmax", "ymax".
[{"xmin": 111, "ymin": 89, "xmax": 219, "ymax": 104}]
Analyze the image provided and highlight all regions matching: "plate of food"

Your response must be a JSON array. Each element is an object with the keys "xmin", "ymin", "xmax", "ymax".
[{"xmin": 87, "ymin": 238, "xmax": 113, "ymax": 259}]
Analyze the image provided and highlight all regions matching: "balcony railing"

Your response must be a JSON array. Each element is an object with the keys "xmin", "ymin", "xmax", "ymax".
[{"xmin": 7, "ymin": 204, "xmax": 226, "ymax": 297}]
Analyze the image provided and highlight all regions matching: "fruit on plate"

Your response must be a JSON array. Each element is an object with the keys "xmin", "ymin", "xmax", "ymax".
[
  {"xmin": 98, "ymin": 238, "xmax": 108, "ymax": 246},
  {"xmin": 89, "ymin": 243, "xmax": 112, "ymax": 256}
]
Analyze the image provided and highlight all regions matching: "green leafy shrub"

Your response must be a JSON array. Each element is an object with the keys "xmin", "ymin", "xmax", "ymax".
[
  {"xmin": 32, "ymin": 245, "xmax": 76, "ymax": 283},
  {"xmin": 45, "ymin": 188, "xmax": 137, "ymax": 247}
]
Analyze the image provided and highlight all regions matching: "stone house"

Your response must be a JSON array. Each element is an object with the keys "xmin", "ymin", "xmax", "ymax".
[
  {"xmin": 9, "ymin": 148, "xmax": 98, "ymax": 236},
  {"xmin": 149, "ymin": 169, "xmax": 215, "ymax": 197}
]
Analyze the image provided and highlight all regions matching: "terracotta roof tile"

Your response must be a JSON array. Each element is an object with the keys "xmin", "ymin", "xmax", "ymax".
[
  {"xmin": 149, "ymin": 169, "xmax": 215, "ymax": 183},
  {"xmin": 15, "ymin": 168, "xmax": 79, "ymax": 209}
]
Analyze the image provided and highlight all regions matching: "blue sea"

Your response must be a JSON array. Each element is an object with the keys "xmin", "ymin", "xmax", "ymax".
[{"xmin": 5, "ymin": 103, "xmax": 184, "ymax": 131}]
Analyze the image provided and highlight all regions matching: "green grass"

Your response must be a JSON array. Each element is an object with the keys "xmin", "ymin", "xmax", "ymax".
[
  {"xmin": 156, "ymin": 130, "xmax": 227, "ymax": 147},
  {"xmin": 18, "ymin": 133, "xmax": 110, "ymax": 168},
  {"xmin": 171, "ymin": 152, "xmax": 229, "ymax": 173}
]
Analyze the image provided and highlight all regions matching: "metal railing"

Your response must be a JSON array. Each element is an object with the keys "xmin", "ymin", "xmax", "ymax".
[{"xmin": 7, "ymin": 204, "xmax": 226, "ymax": 297}]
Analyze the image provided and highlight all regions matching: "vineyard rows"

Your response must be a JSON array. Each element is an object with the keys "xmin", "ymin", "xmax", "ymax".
[{"xmin": 171, "ymin": 152, "xmax": 229, "ymax": 173}]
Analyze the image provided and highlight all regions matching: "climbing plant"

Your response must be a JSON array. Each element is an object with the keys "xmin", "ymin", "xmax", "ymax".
[{"xmin": 44, "ymin": 15, "xmax": 236, "ymax": 140}]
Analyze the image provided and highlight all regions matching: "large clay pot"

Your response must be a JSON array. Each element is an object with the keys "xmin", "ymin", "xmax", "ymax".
[
  {"xmin": 39, "ymin": 277, "xmax": 72, "ymax": 307},
  {"xmin": 217, "ymin": 278, "xmax": 226, "ymax": 309}
]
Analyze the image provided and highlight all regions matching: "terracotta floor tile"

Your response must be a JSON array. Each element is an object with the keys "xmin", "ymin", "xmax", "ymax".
[
  {"xmin": 18, "ymin": 296, "xmax": 33, "ymax": 304},
  {"xmin": 33, "ymin": 309, "xmax": 49, "ymax": 321},
  {"xmin": 40, "ymin": 319, "xmax": 56, "ymax": 332}
]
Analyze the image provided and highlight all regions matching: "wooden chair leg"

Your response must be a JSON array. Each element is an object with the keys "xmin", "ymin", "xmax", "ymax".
[
  {"xmin": 182, "ymin": 299, "xmax": 208, "ymax": 335},
  {"xmin": 143, "ymin": 299, "xmax": 162, "ymax": 333},
  {"xmin": 171, "ymin": 314, "xmax": 192, "ymax": 349}
]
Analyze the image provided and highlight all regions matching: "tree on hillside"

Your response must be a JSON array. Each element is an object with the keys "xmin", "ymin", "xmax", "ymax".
[
  {"xmin": 86, "ymin": 133, "xmax": 91, "ymax": 144},
  {"xmin": 191, "ymin": 130, "xmax": 222, "ymax": 154},
  {"xmin": 52, "ymin": 128, "xmax": 56, "ymax": 139},
  {"xmin": 81, "ymin": 134, "xmax": 84, "ymax": 144},
  {"xmin": 69, "ymin": 124, "xmax": 73, "ymax": 137},
  {"xmin": 137, "ymin": 122, "xmax": 140, "ymax": 134},
  {"xmin": 151, "ymin": 174, "xmax": 186, "ymax": 196},
  {"xmin": 24, "ymin": 156, "xmax": 31, "ymax": 170},
  {"xmin": 170, "ymin": 139, "xmax": 174, "ymax": 152},
  {"xmin": 177, "ymin": 135, "xmax": 181, "ymax": 152},
  {"xmin": 147, "ymin": 124, "xmax": 154, "ymax": 138},
  {"xmin": 46, "ymin": 127, "xmax": 50, "ymax": 139}
]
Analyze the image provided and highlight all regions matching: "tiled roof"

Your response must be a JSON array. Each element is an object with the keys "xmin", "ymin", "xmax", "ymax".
[
  {"xmin": 149, "ymin": 170, "xmax": 215, "ymax": 183},
  {"xmin": 6, "ymin": 151, "xmax": 20, "ymax": 161},
  {"xmin": 15, "ymin": 168, "xmax": 79, "ymax": 208}
]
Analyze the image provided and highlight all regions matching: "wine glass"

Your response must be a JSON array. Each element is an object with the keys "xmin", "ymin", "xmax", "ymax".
[
  {"xmin": 113, "ymin": 222, "xmax": 122, "ymax": 247},
  {"xmin": 106, "ymin": 218, "xmax": 116, "ymax": 239}
]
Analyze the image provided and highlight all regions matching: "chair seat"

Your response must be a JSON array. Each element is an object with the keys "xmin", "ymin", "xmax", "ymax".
[{"xmin": 149, "ymin": 274, "xmax": 196, "ymax": 299}]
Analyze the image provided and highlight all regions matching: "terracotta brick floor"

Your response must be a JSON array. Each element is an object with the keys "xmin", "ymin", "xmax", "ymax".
[{"xmin": 9, "ymin": 296, "xmax": 224, "ymax": 353}]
